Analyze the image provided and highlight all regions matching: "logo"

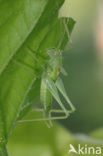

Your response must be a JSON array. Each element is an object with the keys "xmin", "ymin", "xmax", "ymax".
[{"xmin": 68, "ymin": 144, "xmax": 102, "ymax": 155}]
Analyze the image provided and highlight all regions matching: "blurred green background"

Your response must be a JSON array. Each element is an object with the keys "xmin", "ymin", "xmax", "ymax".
[
  {"xmin": 61, "ymin": 0, "xmax": 103, "ymax": 133},
  {"xmin": 8, "ymin": 0, "xmax": 103, "ymax": 155}
]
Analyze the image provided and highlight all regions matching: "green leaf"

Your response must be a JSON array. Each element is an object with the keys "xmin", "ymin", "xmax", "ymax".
[
  {"xmin": 0, "ymin": 1, "xmax": 75, "ymax": 154},
  {"xmin": 0, "ymin": 0, "xmax": 50, "ymax": 142},
  {"xmin": 0, "ymin": 0, "xmax": 48, "ymax": 74},
  {"xmin": 8, "ymin": 116, "xmax": 103, "ymax": 156},
  {"xmin": 8, "ymin": 115, "xmax": 74, "ymax": 156}
]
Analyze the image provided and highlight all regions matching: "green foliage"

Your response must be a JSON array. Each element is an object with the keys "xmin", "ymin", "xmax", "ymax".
[
  {"xmin": 0, "ymin": 0, "xmax": 75, "ymax": 155},
  {"xmin": 8, "ymin": 113, "xmax": 103, "ymax": 156}
]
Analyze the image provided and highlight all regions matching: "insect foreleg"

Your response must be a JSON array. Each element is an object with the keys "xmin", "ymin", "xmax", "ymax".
[{"xmin": 56, "ymin": 77, "xmax": 75, "ymax": 112}]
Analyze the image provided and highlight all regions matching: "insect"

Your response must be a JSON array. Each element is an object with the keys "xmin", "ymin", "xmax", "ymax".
[
  {"xmin": 13, "ymin": 18, "xmax": 76, "ymax": 127},
  {"xmin": 14, "ymin": 46, "xmax": 75, "ymax": 128}
]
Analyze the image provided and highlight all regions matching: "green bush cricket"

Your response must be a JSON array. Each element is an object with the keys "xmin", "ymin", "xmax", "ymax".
[{"xmin": 13, "ymin": 18, "xmax": 76, "ymax": 128}]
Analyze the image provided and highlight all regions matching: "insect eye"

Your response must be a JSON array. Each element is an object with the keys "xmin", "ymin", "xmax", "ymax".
[{"xmin": 55, "ymin": 51, "xmax": 59, "ymax": 56}]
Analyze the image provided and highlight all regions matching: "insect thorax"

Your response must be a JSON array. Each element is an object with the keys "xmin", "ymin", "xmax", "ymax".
[{"xmin": 46, "ymin": 48, "xmax": 62, "ymax": 81}]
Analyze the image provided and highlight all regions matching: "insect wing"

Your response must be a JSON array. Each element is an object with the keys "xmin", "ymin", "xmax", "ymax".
[
  {"xmin": 46, "ymin": 77, "xmax": 67, "ymax": 115},
  {"xmin": 56, "ymin": 77, "xmax": 75, "ymax": 111}
]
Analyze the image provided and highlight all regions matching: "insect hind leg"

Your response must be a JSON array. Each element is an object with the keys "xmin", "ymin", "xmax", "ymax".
[
  {"xmin": 18, "ymin": 108, "xmax": 71, "ymax": 126},
  {"xmin": 18, "ymin": 114, "xmax": 68, "ymax": 123},
  {"xmin": 43, "ymin": 111, "xmax": 53, "ymax": 128}
]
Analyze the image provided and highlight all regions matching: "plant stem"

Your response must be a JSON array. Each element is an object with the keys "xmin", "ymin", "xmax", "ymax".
[{"xmin": 0, "ymin": 144, "xmax": 8, "ymax": 156}]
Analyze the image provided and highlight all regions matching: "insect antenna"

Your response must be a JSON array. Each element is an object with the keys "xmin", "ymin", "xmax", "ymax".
[
  {"xmin": 24, "ymin": 46, "xmax": 45, "ymax": 70},
  {"xmin": 13, "ymin": 59, "xmax": 35, "ymax": 76}
]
